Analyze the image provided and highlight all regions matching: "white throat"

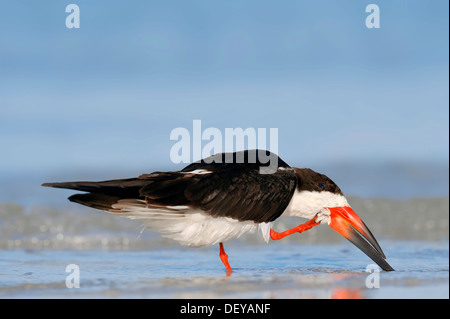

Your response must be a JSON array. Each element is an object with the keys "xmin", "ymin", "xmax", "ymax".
[{"xmin": 281, "ymin": 190, "xmax": 349, "ymax": 224}]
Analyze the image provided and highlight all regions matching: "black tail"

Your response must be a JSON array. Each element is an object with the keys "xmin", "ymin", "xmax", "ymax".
[
  {"xmin": 42, "ymin": 178, "xmax": 148, "ymax": 198},
  {"xmin": 42, "ymin": 172, "xmax": 193, "ymax": 211},
  {"xmin": 42, "ymin": 178, "xmax": 151, "ymax": 211},
  {"xmin": 67, "ymin": 193, "xmax": 123, "ymax": 211}
]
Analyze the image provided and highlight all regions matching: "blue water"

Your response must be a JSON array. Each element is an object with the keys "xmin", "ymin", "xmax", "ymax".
[
  {"xmin": 0, "ymin": 240, "xmax": 448, "ymax": 299},
  {"xmin": 0, "ymin": 194, "xmax": 448, "ymax": 299}
]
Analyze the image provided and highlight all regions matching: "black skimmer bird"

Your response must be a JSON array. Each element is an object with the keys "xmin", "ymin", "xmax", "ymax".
[{"xmin": 42, "ymin": 150, "xmax": 393, "ymax": 272}]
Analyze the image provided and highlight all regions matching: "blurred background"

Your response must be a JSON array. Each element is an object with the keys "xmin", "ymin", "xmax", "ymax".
[
  {"xmin": 0, "ymin": 1, "xmax": 448, "ymax": 299},
  {"xmin": 0, "ymin": 1, "xmax": 448, "ymax": 202}
]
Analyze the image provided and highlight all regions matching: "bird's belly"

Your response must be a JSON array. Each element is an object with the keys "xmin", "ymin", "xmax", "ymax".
[{"xmin": 143, "ymin": 212, "xmax": 260, "ymax": 247}]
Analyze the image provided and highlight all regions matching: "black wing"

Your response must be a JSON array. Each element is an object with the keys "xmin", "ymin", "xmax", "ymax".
[
  {"xmin": 141, "ymin": 150, "xmax": 298, "ymax": 223},
  {"xmin": 43, "ymin": 150, "xmax": 297, "ymax": 223}
]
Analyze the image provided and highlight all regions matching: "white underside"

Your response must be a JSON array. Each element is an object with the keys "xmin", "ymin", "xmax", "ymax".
[
  {"xmin": 109, "ymin": 190, "xmax": 349, "ymax": 247},
  {"xmin": 110, "ymin": 200, "xmax": 272, "ymax": 247}
]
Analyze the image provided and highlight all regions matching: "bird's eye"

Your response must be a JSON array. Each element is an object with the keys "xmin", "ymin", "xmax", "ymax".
[{"xmin": 319, "ymin": 183, "xmax": 326, "ymax": 190}]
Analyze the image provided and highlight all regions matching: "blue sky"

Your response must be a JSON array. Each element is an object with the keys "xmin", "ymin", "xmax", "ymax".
[{"xmin": 0, "ymin": 1, "xmax": 448, "ymax": 181}]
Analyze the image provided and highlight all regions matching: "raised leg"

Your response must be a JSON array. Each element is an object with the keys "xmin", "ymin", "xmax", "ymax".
[
  {"xmin": 270, "ymin": 216, "xmax": 320, "ymax": 240},
  {"xmin": 219, "ymin": 242, "xmax": 232, "ymax": 272}
]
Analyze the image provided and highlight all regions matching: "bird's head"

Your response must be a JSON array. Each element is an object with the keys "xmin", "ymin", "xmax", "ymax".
[{"xmin": 288, "ymin": 168, "xmax": 394, "ymax": 271}]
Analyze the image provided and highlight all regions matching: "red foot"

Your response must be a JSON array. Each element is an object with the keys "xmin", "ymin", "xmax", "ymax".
[
  {"xmin": 219, "ymin": 242, "xmax": 233, "ymax": 273},
  {"xmin": 270, "ymin": 217, "xmax": 320, "ymax": 240}
]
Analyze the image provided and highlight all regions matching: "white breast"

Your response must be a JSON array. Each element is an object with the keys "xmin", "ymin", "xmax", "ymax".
[
  {"xmin": 110, "ymin": 200, "xmax": 272, "ymax": 247},
  {"xmin": 150, "ymin": 213, "xmax": 274, "ymax": 247},
  {"xmin": 281, "ymin": 190, "xmax": 349, "ymax": 224}
]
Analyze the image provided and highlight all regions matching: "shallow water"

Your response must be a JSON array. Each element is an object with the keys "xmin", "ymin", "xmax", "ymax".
[
  {"xmin": 0, "ymin": 241, "xmax": 448, "ymax": 299},
  {"xmin": 0, "ymin": 196, "xmax": 448, "ymax": 299}
]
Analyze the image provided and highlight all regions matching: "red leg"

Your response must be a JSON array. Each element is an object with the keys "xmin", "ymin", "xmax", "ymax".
[
  {"xmin": 219, "ymin": 242, "xmax": 232, "ymax": 273},
  {"xmin": 270, "ymin": 217, "xmax": 320, "ymax": 240}
]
